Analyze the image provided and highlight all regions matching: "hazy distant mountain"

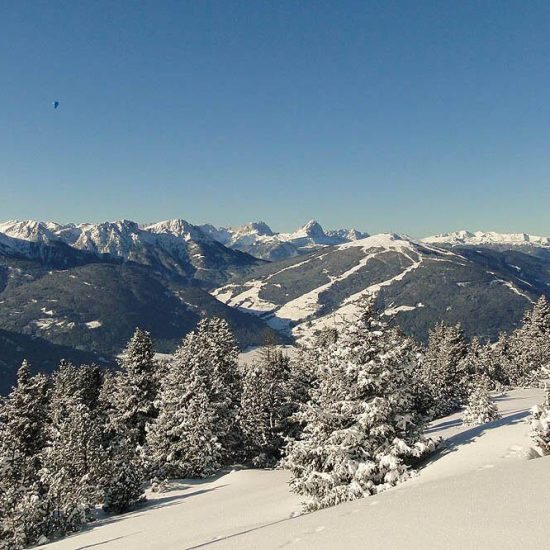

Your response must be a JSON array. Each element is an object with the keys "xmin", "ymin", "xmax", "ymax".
[
  {"xmin": 422, "ymin": 230, "xmax": 550, "ymax": 247},
  {"xmin": 200, "ymin": 219, "xmax": 369, "ymax": 260}
]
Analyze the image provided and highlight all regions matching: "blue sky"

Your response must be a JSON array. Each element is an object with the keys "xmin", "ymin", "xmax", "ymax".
[{"xmin": 1, "ymin": 1, "xmax": 549, "ymax": 237}]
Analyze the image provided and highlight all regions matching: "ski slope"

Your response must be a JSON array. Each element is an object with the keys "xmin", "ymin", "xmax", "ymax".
[{"xmin": 44, "ymin": 389, "xmax": 549, "ymax": 550}]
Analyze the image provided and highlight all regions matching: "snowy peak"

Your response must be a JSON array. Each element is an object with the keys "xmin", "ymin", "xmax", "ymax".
[
  {"xmin": 423, "ymin": 230, "xmax": 550, "ymax": 248},
  {"xmin": 326, "ymin": 228, "xmax": 370, "ymax": 241},
  {"xmin": 236, "ymin": 221, "xmax": 274, "ymax": 237},
  {"xmin": 60, "ymin": 220, "xmax": 144, "ymax": 256},
  {"xmin": 145, "ymin": 219, "xmax": 210, "ymax": 242},
  {"xmin": 0, "ymin": 220, "xmax": 63, "ymax": 243},
  {"xmin": 296, "ymin": 220, "xmax": 326, "ymax": 238},
  {"xmin": 337, "ymin": 232, "xmax": 419, "ymax": 252}
]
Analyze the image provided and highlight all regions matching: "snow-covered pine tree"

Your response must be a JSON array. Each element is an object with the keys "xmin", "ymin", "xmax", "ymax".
[
  {"xmin": 462, "ymin": 377, "xmax": 501, "ymax": 426},
  {"xmin": 97, "ymin": 372, "xmax": 144, "ymax": 514},
  {"xmin": 146, "ymin": 350, "xmax": 221, "ymax": 478},
  {"xmin": 462, "ymin": 337, "xmax": 483, "ymax": 380},
  {"xmin": 505, "ymin": 296, "xmax": 550, "ymax": 386},
  {"xmin": 239, "ymin": 347, "xmax": 294, "ymax": 467},
  {"xmin": 285, "ymin": 328, "xmax": 340, "ymax": 440},
  {"xmin": 200, "ymin": 317, "xmax": 241, "ymax": 461},
  {"xmin": 99, "ymin": 434, "xmax": 144, "ymax": 513},
  {"xmin": 0, "ymin": 361, "xmax": 49, "ymax": 549},
  {"xmin": 418, "ymin": 322, "xmax": 468, "ymax": 418},
  {"xmin": 146, "ymin": 318, "xmax": 240, "ymax": 478},
  {"xmin": 284, "ymin": 299, "xmax": 436, "ymax": 512},
  {"xmin": 40, "ymin": 362, "xmax": 104, "ymax": 537},
  {"xmin": 110, "ymin": 328, "xmax": 159, "ymax": 448},
  {"xmin": 529, "ymin": 384, "xmax": 550, "ymax": 456},
  {"xmin": 480, "ymin": 333, "xmax": 511, "ymax": 389}
]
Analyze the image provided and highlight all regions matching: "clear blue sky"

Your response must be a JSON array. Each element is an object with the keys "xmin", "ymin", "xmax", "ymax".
[{"xmin": 1, "ymin": 1, "xmax": 550, "ymax": 237}]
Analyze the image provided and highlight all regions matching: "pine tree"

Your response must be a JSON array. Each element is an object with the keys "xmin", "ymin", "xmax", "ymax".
[
  {"xmin": 284, "ymin": 300, "xmax": 435, "ymax": 511},
  {"xmin": 0, "ymin": 361, "xmax": 49, "ymax": 549},
  {"xmin": 40, "ymin": 362, "xmax": 104, "ymax": 537},
  {"xmin": 200, "ymin": 317, "xmax": 241, "ymax": 461},
  {"xmin": 146, "ymin": 351, "xmax": 221, "ymax": 478},
  {"xmin": 481, "ymin": 333, "xmax": 511, "ymax": 388},
  {"xmin": 506, "ymin": 296, "xmax": 550, "ymax": 386},
  {"xmin": 529, "ymin": 385, "xmax": 550, "ymax": 456},
  {"xmin": 100, "ymin": 435, "xmax": 144, "ymax": 513},
  {"xmin": 146, "ymin": 318, "xmax": 240, "ymax": 478},
  {"xmin": 462, "ymin": 377, "xmax": 501, "ymax": 426},
  {"xmin": 418, "ymin": 323, "xmax": 468, "ymax": 418},
  {"xmin": 239, "ymin": 347, "xmax": 294, "ymax": 467},
  {"xmin": 97, "ymin": 372, "xmax": 144, "ymax": 514},
  {"xmin": 285, "ymin": 329, "xmax": 338, "ymax": 440},
  {"xmin": 110, "ymin": 328, "xmax": 159, "ymax": 448}
]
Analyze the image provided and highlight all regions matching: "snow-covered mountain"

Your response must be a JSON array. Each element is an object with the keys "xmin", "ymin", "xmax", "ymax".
[
  {"xmin": 423, "ymin": 230, "xmax": 550, "ymax": 248},
  {"xmin": 200, "ymin": 219, "xmax": 370, "ymax": 261},
  {"xmin": 214, "ymin": 232, "xmax": 550, "ymax": 342},
  {"xmin": 2, "ymin": 219, "xmax": 549, "ymax": 350},
  {"xmin": 0, "ymin": 219, "xmax": 261, "ymax": 287},
  {"xmin": 0, "ymin": 218, "xmax": 370, "ymax": 264}
]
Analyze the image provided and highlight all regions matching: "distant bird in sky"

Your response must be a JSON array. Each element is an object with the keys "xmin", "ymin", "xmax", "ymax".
[{"xmin": 52, "ymin": 100, "xmax": 59, "ymax": 109}]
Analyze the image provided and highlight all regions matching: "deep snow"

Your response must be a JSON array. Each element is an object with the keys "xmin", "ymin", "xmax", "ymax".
[{"xmin": 44, "ymin": 388, "xmax": 549, "ymax": 550}]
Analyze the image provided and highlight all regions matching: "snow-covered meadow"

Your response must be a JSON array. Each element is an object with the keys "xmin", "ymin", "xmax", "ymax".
[{"xmin": 44, "ymin": 388, "xmax": 548, "ymax": 550}]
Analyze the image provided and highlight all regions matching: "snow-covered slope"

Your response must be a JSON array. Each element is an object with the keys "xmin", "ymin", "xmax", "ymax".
[
  {"xmin": 423, "ymin": 230, "xmax": 550, "ymax": 248},
  {"xmin": 43, "ymin": 388, "xmax": 549, "ymax": 550},
  {"xmin": 200, "ymin": 220, "xmax": 369, "ymax": 261},
  {"xmin": 214, "ymin": 233, "xmax": 548, "ymax": 342}
]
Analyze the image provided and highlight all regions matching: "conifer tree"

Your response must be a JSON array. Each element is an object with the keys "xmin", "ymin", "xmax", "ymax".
[
  {"xmin": 99, "ymin": 435, "xmax": 144, "ymax": 513},
  {"xmin": 146, "ymin": 347, "xmax": 221, "ymax": 478},
  {"xmin": 418, "ymin": 322, "xmax": 468, "ymax": 418},
  {"xmin": 200, "ymin": 317, "xmax": 241, "ymax": 460},
  {"xmin": 40, "ymin": 362, "xmax": 104, "ymax": 537},
  {"xmin": 284, "ymin": 300, "xmax": 435, "ymax": 511},
  {"xmin": 480, "ymin": 333, "xmax": 511, "ymax": 388},
  {"xmin": 462, "ymin": 377, "xmax": 501, "ymax": 426},
  {"xmin": 239, "ymin": 347, "xmax": 294, "ymax": 467},
  {"xmin": 146, "ymin": 317, "xmax": 240, "ymax": 478},
  {"xmin": 285, "ymin": 329, "xmax": 337, "ymax": 440},
  {"xmin": 0, "ymin": 361, "xmax": 49, "ymax": 549},
  {"xmin": 110, "ymin": 328, "xmax": 159, "ymax": 448},
  {"xmin": 505, "ymin": 296, "xmax": 550, "ymax": 386},
  {"xmin": 97, "ymin": 372, "xmax": 144, "ymax": 514},
  {"xmin": 529, "ymin": 385, "xmax": 550, "ymax": 456}
]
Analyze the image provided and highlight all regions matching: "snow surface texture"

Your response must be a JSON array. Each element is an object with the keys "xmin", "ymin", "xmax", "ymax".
[{"xmin": 44, "ymin": 388, "xmax": 548, "ymax": 550}]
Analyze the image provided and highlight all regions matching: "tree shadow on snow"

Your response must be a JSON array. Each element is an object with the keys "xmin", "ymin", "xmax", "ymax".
[
  {"xmin": 58, "ymin": 485, "xmax": 226, "ymax": 546},
  {"xmin": 420, "ymin": 409, "xmax": 530, "ymax": 469}
]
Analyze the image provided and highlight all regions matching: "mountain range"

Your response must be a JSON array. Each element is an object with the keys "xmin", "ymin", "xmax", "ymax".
[
  {"xmin": 214, "ymin": 232, "xmax": 550, "ymax": 343},
  {"xmin": 1, "ymin": 218, "xmax": 549, "ymax": 393},
  {"xmin": 199, "ymin": 220, "xmax": 369, "ymax": 261}
]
